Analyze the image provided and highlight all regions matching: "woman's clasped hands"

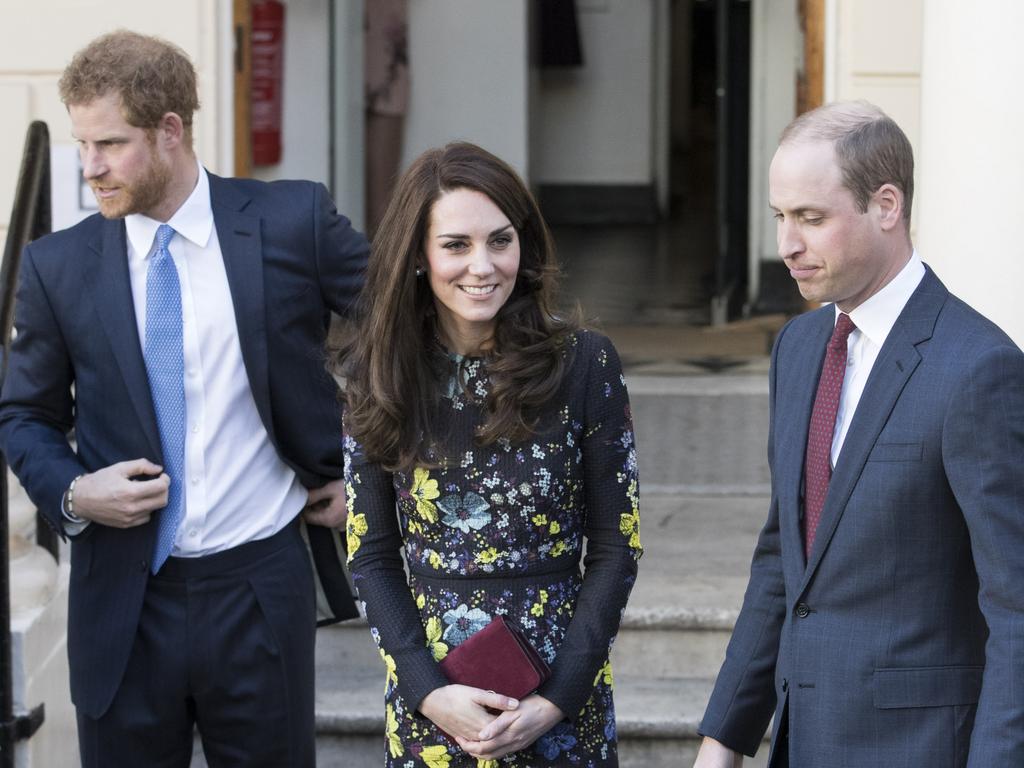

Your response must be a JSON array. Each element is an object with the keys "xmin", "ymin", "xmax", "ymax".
[{"xmin": 420, "ymin": 685, "xmax": 564, "ymax": 761}]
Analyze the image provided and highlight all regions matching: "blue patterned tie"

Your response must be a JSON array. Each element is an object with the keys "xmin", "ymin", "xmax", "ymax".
[{"xmin": 145, "ymin": 224, "xmax": 187, "ymax": 573}]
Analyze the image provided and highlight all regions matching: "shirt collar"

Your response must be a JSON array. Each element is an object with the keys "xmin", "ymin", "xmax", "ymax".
[
  {"xmin": 125, "ymin": 161, "xmax": 214, "ymax": 258},
  {"xmin": 841, "ymin": 250, "xmax": 926, "ymax": 348}
]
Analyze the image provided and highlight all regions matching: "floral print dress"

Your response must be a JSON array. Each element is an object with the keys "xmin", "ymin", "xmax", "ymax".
[{"xmin": 345, "ymin": 330, "xmax": 641, "ymax": 767}]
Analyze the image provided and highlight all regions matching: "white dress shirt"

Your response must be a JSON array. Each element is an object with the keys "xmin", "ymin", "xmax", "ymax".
[
  {"xmin": 830, "ymin": 251, "xmax": 926, "ymax": 465},
  {"xmin": 123, "ymin": 164, "xmax": 307, "ymax": 556}
]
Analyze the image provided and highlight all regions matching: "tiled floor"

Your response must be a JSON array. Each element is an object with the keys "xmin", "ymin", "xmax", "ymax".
[
  {"xmin": 554, "ymin": 213, "xmax": 715, "ymax": 329},
  {"xmin": 553, "ymin": 216, "xmax": 788, "ymax": 372}
]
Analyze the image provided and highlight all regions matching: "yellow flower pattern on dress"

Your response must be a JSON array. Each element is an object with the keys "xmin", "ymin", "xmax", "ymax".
[
  {"xmin": 346, "ymin": 513, "xmax": 367, "ymax": 562},
  {"xmin": 475, "ymin": 547, "xmax": 502, "ymax": 565},
  {"xmin": 411, "ymin": 467, "xmax": 440, "ymax": 522},
  {"xmin": 386, "ymin": 704, "xmax": 403, "ymax": 758},
  {"xmin": 379, "ymin": 648, "xmax": 397, "ymax": 690},
  {"xmin": 593, "ymin": 659, "xmax": 614, "ymax": 687},
  {"xmin": 619, "ymin": 478, "xmax": 642, "ymax": 554},
  {"xmin": 420, "ymin": 745, "xmax": 451, "ymax": 767},
  {"xmin": 425, "ymin": 616, "xmax": 449, "ymax": 661},
  {"xmin": 477, "ymin": 760, "xmax": 498, "ymax": 768},
  {"xmin": 530, "ymin": 589, "xmax": 549, "ymax": 617},
  {"xmin": 619, "ymin": 500, "xmax": 641, "ymax": 553}
]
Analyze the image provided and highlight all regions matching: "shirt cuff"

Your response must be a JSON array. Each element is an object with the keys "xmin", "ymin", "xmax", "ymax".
[{"xmin": 61, "ymin": 491, "xmax": 90, "ymax": 537}]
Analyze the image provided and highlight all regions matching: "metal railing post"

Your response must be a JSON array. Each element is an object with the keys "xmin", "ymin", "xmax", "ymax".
[{"xmin": 0, "ymin": 120, "xmax": 53, "ymax": 764}]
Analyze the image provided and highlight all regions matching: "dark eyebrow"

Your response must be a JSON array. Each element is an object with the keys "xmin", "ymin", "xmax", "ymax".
[{"xmin": 435, "ymin": 224, "xmax": 514, "ymax": 239}]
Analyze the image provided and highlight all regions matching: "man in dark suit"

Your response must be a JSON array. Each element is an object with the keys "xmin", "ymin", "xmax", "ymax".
[
  {"xmin": 694, "ymin": 101, "xmax": 1024, "ymax": 767},
  {"xmin": 0, "ymin": 31, "xmax": 367, "ymax": 766}
]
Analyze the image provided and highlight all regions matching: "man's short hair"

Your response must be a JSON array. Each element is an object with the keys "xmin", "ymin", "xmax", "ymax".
[
  {"xmin": 58, "ymin": 30, "xmax": 200, "ymax": 147},
  {"xmin": 780, "ymin": 101, "xmax": 914, "ymax": 224}
]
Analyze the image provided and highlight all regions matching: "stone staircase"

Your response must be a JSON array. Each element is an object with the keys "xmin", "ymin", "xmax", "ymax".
[{"xmin": 308, "ymin": 369, "xmax": 775, "ymax": 766}]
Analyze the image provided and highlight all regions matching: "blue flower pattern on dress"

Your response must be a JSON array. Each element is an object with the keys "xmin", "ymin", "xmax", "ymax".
[
  {"xmin": 441, "ymin": 604, "xmax": 491, "ymax": 646},
  {"xmin": 438, "ymin": 492, "xmax": 492, "ymax": 533},
  {"xmin": 537, "ymin": 722, "xmax": 578, "ymax": 760}
]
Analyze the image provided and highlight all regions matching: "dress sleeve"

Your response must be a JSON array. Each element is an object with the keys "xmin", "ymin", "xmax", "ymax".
[
  {"xmin": 343, "ymin": 423, "xmax": 451, "ymax": 712},
  {"xmin": 537, "ymin": 331, "xmax": 642, "ymax": 720}
]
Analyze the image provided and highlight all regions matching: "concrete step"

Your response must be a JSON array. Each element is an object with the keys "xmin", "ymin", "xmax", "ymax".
[
  {"xmin": 613, "ymin": 492, "xmax": 766, "ymax": 678},
  {"xmin": 312, "ymin": 667, "xmax": 769, "ymax": 768},
  {"xmin": 629, "ymin": 374, "xmax": 770, "ymax": 492}
]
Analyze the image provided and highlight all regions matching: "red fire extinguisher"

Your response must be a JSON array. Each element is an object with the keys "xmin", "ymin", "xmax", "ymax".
[{"xmin": 251, "ymin": 1, "xmax": 285, "ymax": 165}]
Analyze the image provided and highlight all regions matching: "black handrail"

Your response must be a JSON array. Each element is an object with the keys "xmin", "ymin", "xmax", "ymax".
[{"xmin": 0, "ymin": 120, "xmax": 52, "ymax": 763}]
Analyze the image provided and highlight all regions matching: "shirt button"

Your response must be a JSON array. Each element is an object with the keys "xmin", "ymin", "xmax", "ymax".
[
  {"xmin": 191, "ymin": 477, "xmax": 199, "ymax": 485},
  {"xmin": 188, "ymin": 369, "xmax": 197, "ymax": 377},
  {"xmin": 189, "ymin": 529, "xmax": 198, "ymax": 538},
  {"xmin": 191, "ymin": 425, "xmax": 199, "ymax": 434}
]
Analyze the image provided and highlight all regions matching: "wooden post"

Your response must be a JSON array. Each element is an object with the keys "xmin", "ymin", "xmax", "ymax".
[
  {"xmin": 233, "ymin": 0, "xmax": 253, "ymax": 177},
  {"xmin": 798, "ymin": 0, "xmax": 825, "ymax": 114}
]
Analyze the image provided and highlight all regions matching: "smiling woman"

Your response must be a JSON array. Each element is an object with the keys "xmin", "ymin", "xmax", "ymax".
[
  {"xmin": 337, "ymin": 142, "xmax": 642, "ymax": 767},
  {"xmin": 423, "ymin": 188, "xmax": 521, "ymax": 355}
]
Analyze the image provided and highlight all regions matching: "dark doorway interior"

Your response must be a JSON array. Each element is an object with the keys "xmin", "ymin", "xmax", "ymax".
[{"xmin": 552, "ymin": 0, "xmax": 754, "ymax": 332}]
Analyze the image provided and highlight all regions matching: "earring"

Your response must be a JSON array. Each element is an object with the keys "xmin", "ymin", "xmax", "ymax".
[{"xmin": 415, "ymin": 266, "xmax": 426, "ymax": 277}]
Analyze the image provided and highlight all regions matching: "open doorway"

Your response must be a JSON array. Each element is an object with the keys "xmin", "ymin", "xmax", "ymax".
[
  {"xmin": 668, "ymin": 0, "xmax": 751, "ymax": 324},
  {"xmin": 549, "ymin": 0, "xmax": 752, "ymax": 331}
]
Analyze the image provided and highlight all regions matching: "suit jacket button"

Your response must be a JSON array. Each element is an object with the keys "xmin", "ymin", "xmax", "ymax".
[
  {"xmin": 795, "ymin": 602, "xmax": 810, "ymax": 618},
  {"xmin": 139, "ymin": 560, "xmax": 148, "ymax": 572},
  {"xmin": 782, "ymin": 678, "xmax": 789, "ymax": 693}
]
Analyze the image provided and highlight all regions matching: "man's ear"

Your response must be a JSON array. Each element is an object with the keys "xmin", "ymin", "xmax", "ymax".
[
  {"xmin": 874, "ymin": 183, "xmax": 903, "ymax": 231},
  {"xmin": 156, "ymin": 111, "xmax": 186, "ymax": 151}
]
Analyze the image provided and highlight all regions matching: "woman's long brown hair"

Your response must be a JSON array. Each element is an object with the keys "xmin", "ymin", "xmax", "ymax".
[{"xmin": 338, "ymin": 142, "xmax": 577, "ymax": 472}]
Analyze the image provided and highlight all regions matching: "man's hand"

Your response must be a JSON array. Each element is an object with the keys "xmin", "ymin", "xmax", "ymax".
[
  {"xmin": 419, "ymin": 685, "xmax": 519, "ymax": 744},
  {"xmin": 72, "ymin": 459, "xmax": 169, "ymax": 528},
  {"xmin": 457, "ymin": 694, "xmax": 564, "ymax": 761},
  {"xmin": 302, "ymin": 478, "xmax": 347, "ymax": 528},
  {"xmin": 694, "ymin": 736, "xmax": 744, "ymax": 767}
]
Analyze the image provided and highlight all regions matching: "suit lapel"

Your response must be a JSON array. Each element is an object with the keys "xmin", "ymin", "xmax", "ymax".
[
  {"xmin": 208, "ymin": 174, "xmax": 275, "ymax": 442},
  {"xmin": 775, "ymin": 308, "xmax": 834, "ymax": 571},
  {"xmin": 800, "ymin": 269, "xmax": 947, "ymax": 588},
  {"xmin": 88, "ymin": 219, "xmax": 163, "ymax": 458}
]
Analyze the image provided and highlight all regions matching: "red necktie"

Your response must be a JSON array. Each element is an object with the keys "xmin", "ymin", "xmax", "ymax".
[{"xmin": 803, "ymin": 313, "xmax": 856, "ymax": 558}]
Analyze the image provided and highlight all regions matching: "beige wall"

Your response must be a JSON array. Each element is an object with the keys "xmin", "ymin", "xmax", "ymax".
[
  {"xmin": 827, "ymin": 0, "xmax": 1023, "ymax": 346},
  {"xmin": 917, "ymin": 1, "xmax": 1024, "ymax": 348},
  {"xmin": 827, "ymin": 0, "xmax": 923, "ymax": 234},
  {"xmin": 0, "ymin": 1, "xmax": 228, "ymax": 241},
  {"xmin": 405, "ymin": 0, "xmax": 530, "ymax": 178}
]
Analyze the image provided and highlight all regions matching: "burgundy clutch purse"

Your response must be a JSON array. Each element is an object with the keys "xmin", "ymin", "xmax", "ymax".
[{"xmin": 439, "ymin": 616, "xmax": 551, "ymax": 699}]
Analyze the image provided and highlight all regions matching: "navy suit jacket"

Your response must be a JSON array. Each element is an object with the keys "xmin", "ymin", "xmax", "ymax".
[
  {"xmin": 700, "ymin": 268, "xmax": 1024, "ymax": 767},
  {"xmin": 0, "ymin": 173, "xmax": 368, "ymax": 718}
]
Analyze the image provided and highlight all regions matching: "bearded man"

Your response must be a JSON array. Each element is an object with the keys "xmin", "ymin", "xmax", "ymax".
[{"xmin": 0, "ymin": 30, "xmax": 367, "ymax": 767}]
